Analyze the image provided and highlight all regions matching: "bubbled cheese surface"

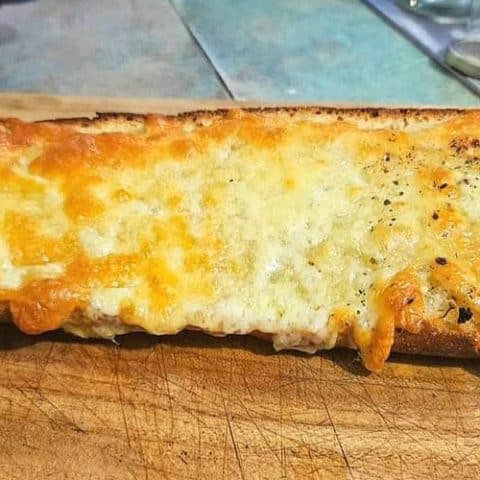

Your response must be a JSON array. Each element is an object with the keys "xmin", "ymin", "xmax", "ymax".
[{"xmin": 1, "ymin": 109, "xmax": 480, "ymax": 370}]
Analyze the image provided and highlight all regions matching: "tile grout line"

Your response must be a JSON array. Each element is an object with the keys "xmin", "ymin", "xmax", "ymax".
[{"xmin": 168, "ymin": 0, "xmax": 235, "ymax": 100}]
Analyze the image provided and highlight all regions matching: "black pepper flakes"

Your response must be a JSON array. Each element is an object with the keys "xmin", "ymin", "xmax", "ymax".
[
  {"xmin": 439, "ymin": 183, "xmax": 448, "ymax": 190},
  {"xmin": 458, "ymin": 307, "xmax": 473, "ymax": 324},
  {"xmin": 432, "ymin": 212, "xmax": 439, "ymax": 220},
  {"xmin": 393, "ymin": 180, "xmax": 399, "ymax": 186},
  {"xmin": 384, "ymin": 199, "xmax": 391, "ymax": 206},
  {"xmin": 435, "ymin": 257, "xmax": 447, "ymax": 266}
]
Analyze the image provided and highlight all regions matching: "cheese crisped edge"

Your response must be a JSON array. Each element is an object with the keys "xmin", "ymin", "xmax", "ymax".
[{"xmin": 1, "ymin": 107, "xmax": 480, "ymax": 372}]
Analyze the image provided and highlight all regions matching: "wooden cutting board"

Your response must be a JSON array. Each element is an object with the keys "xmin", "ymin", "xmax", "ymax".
[{"xmin": 0, "ymin": 93, "xmax": 479, "ymax": 480}]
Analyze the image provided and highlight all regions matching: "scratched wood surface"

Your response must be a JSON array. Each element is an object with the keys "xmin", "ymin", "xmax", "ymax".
[{"xmin": 0, "ymin": 94, "xmax": 480, "ymax": 480}]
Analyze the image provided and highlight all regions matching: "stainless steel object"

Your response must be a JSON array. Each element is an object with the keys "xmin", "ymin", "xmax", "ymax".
[
  {"xmin": 446, "ymin": 36, "xmax": 480, "ymax": 77},
  {"xmin": 396, "ymin": 0, "xmax": 473, "ymax": 23},
  {"xmin": 364, "ymin": 0, "xmax": 480, "ymax": 96}
]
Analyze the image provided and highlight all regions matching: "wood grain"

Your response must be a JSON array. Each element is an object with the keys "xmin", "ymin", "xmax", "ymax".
[{"xmin": 0, "ymin": 94, "xmax": 479, "ymax": 480}]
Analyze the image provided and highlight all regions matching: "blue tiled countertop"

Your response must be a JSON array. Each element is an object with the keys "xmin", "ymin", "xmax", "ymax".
[{"xmin": 1, "ymin": 0, "xmax": 478, "ymax": 105}]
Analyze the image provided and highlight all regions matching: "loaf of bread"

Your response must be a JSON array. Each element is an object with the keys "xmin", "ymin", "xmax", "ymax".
[{"xmin": 1, "ymin": 107, "xmax": 479, "ymax": 371}]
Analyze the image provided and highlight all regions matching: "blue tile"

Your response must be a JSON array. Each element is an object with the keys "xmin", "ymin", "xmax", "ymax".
[
  {"xmin": 0, "ymin": 0, "xmax": 228, "ymax": 98},
  {"xmin": 173, "ymin": 0, "xmax": 479, "ymax": 105}
]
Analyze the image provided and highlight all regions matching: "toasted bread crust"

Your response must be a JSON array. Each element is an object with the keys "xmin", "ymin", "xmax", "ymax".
[
  {"xmin": 391, "ymin": 327, "xmax": 479, "ymax": 358},
  {"xmin": 41, "ymin": 106, "xmax": 468, "ymax": 130}
]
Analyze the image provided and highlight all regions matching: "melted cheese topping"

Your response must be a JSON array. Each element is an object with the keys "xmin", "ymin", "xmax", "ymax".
[{"xmin": 1, "ymin": 109, "xmax": 480, "ymax": 371}]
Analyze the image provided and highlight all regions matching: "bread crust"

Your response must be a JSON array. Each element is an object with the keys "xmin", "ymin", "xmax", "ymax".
[
  {"xmin": 40, "ymin": 106, "xmax": 469, "ymax": 130},
  {"xmin": 391, "ymin": 327, "xmax": 479, "ymax": 358}
]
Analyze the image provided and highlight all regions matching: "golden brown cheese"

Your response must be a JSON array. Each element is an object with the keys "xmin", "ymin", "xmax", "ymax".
[{"xmin": 1, "ymin": 108, "xmax": 480, "ymax": 371}]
